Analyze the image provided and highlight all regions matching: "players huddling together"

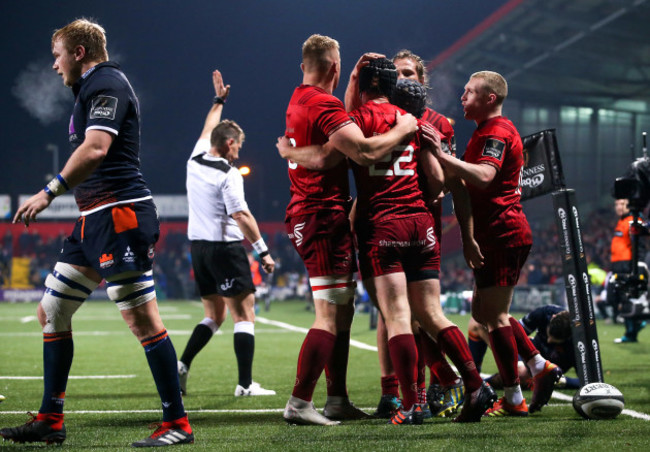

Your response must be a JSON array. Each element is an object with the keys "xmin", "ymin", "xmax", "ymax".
[{"xmin": 1, "ymin": 24, "xmax": 568, "ymax": 447}]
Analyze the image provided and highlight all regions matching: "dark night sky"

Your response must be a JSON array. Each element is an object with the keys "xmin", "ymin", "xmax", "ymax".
[{"xmin": 1, "ymin": 0, "xmax": 509, "ymax": 221}]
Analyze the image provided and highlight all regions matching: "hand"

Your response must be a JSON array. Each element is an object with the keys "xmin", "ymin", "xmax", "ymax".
[
  {"xmin": 213, "ymin": 69, "xmax": 230, "ymax": 100},
  {"xmin": 394, "ymin": 111, "xmax": 419, "ymax": 136},
  {"xmin": 276, "ymin": 136, "xmax": 293, "ymax": 159},
  {"xmin": 13, "ymin": 190, "xmax": 53, "ymax": 227},
  {"xmin": 420, "ymin": 123, "xmax": 443, "ymax": 156},
  {"xmin": 261, "ymin": 255, "xmax": 275, "ymax": 274},
  {"xmin": 350, "ymin": 52, "xmax": 386, "ymax": 79},
  {"xmin": 462, "ymin": 237, "xmax": 484, "ymax": 270}
]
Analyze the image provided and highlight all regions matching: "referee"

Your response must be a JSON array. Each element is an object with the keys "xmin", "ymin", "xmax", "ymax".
[{"xmin": 178, "ymin": 70, "xmax": 275, "ymax": 397}]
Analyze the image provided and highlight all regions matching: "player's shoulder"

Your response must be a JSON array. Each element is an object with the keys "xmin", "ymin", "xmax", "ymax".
[
  {"xmin": 478, "ymin": 116, "xmax": 519, "ymax": 138},
  {"xmin": 293, "ymin": 84, "xmax": 343, "ymax": 107}
]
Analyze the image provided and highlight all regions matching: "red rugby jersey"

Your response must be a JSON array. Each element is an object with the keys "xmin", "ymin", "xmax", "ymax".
[
  {"xmin": 284, "ymin": 84, "xmax": 353, "ymax": 219},
  {"xmin": 420, "ymin": 108, "xmax": 455, "ymax": 242},
  {"xmin": 421, "ymin": 108, "xmax": 456, "ymax": 156},
  {"xmin": 349, "ymin": 100, "xmax": 428, "ymax": 224},
  {"xmin": 462, "ymin": 116, "xmax": 532, "ymax": 249}
]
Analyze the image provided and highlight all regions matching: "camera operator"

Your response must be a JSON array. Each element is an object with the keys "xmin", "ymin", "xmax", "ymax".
[{"xmin": 608, "ymin": 198, "xmax": 647, "ymax": 343}]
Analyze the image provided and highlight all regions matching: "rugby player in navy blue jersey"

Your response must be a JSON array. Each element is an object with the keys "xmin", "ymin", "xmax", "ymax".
[{"xmin": 1, "ymin": 19, "xmax": 193, "ymax": 447}]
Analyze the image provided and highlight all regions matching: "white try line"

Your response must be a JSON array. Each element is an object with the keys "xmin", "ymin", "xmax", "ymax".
[
  {"xmin": 256, "ymin": 316, "xmax": 378, "ymax": 351},
  {"xmin": 549, "ymin": 390, "xmax": 650, "ymax": 420},
  {"xmin": 0, "ymin": 375, "xmax": 136, "ymax": 380}
]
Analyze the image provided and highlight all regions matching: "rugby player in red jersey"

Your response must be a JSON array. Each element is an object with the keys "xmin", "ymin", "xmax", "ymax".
[
  {"xmin": 341, "ymin": 57, "xmax": 494, "ymax": 424},
  {"xmin": 345, "ymin": 50, "xmax": 475, "ymax": 420},
  {"xmin": 279, "ymin": 35, "xmax": 418, "ymax": 426},
  {"xmin": 429, "ymin": 71, "xmax": 562, "ymax": 417}
]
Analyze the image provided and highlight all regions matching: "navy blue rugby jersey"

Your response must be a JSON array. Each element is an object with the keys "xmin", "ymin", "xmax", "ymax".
[{"xmin": 69, "ymin": 62, "xmax": 151, "ymax": 212}]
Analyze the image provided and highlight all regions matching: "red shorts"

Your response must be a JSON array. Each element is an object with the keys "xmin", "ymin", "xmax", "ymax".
[
  {"xmin": 473, "ymin": 245, "xmax": 531, "ymax": 288},
  {"xmin": 356, "ymin": 214, "xmax": 440, "ymax": 280},
  {"xmin": 285, "ymin": 210, "xmax": 357, "ymax": 277}
]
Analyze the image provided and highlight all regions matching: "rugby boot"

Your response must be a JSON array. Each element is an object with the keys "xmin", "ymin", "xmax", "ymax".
[
  {"xmin": 453, "ymin": 381, "xmax": 497, "ymax": 423},
  {"xmin": 484, "ymin": 397, "xmax": 529, "ymax": 417},
  {"xmin": 529, "ymin": 361, "xmax": 562, "ymax": 413},
  {"xmin": 0, "ymin": 412, "xmax": 66, "ymax": 445},
  {"xmin": 234, "ymin": 381, "xmax": 276, "ymax": 396},
  {"xmin": 283, "ymin": 396, "xmax": 340, "ymax": 426},
  {"xmin": 373, "ymin": 395, "xmax": 402, "ymax": 419},
  {"xmin": 132, "ymin": 415, "xmax": 194, "ymax": 447},
  {"xmin": 323, "ymin": 396, "xmax": 372, "ymax": 420},
  {"xmin": 387, "ymin": 404, "xmax": 424, "ymax": 425}
]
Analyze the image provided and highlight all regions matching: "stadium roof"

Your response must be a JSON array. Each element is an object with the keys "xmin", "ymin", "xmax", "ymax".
[{"xmin": 428, "ymin": 0, "xmax": 650, "ymax": 113}]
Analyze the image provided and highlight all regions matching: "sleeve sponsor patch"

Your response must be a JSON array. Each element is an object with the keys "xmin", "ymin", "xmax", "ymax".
[
  {"xmin": 482, "ymin": 138, "xmax": 505, "ymax": 160},
  {"xmin": 89, "ymin": 95, "xmax": 118, "ymax": 120}
]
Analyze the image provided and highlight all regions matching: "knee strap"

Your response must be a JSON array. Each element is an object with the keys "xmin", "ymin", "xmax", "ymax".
[
  {"xmin": 41, "ymin": 263, "xmax": 99, "ymax": 333},
  {"xmin": 310, "ymin": 275, "xmax": 356, "ymax": 305},
  {"xmin": 106, "ymin": 270, "xmax": 156, "ymax": 311}
]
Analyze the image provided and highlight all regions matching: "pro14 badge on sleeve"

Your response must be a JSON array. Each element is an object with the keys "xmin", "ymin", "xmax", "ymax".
[
  {"xmin": 482, "ymin": 138, "xmax": 505, "ymax": 160},
  {"xmin": 90, "ymin": 95, "xmax": 118, "ymax": 120}
]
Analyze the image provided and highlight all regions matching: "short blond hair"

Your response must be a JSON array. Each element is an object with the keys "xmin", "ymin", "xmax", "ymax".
[
  {"xmin": 471, "ymin": 70, "xmax": 508, "ymax": 105},
  {"xmin": 211, "ymin": 120, "xmax": 245, "ymax": 154},
  {"xmin": 52, "ymin": 18, "xmax": 108, "ymax": 62},
  {"xmin": 302, "ymin": 34, "xmax": 339, "ymax": 72}
]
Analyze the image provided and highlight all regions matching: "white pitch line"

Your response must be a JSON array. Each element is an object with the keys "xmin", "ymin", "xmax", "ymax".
[
  {"xmin": 256, "ymin": 316, "xmax": 378, "ymax": 351},
  {"xmin": 0, "ymin": 409, "xmax": 286, "ymax": 415},
  {"xmin": 547, "ymin": 390, "xmax": 650, "ymax": 420},
  {"xmin": 20, "ymin": 316, "xmax": 37, "ymax": 323},
  {"xmin": 0, "ymin": 375, "xmax": 135, "ymax": 380}
]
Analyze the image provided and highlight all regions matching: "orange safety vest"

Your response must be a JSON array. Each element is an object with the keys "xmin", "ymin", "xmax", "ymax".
[
  {"xmin": 611, "ymin": 214, "xmax": 633, "ymax": 263},
  {"xmin": 250, "ymin": 259, "xmax": 263, "ymax": 286}
]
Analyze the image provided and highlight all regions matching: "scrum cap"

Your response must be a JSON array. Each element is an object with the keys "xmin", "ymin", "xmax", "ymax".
[
  {"xmin": 358, "ymin": 57, "xmax": 397, "ymax": 98},
  {"xmin": 391, "ymin": 79, "xmax": 427, "ymax": 118}
]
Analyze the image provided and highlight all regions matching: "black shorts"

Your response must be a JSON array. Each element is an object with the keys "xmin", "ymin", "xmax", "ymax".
[
  {"xmin": 59, "ymin": 200, "xmax": 159, "ymax": 279},
  {"xmin": 191, "ymin": 240, "xmax": 254, "ymax": 297}
]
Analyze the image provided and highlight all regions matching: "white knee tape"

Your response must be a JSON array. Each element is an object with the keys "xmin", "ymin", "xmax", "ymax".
[
  {"xmin": 42, "ymin": 263, "xmax": 98, "ymax": 333},
  {"xmin": 310, "ymin": 275, "xmax": 356, "ymax": 305},
  {"xmin": 234, "ymin": 321, "xmax": 255, "ymax": 335},
  {"xmin": 106, "ymin": 270, "xmax": 156, "ymax": 311}
]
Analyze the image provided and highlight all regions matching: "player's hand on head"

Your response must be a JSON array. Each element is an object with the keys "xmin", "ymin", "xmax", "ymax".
[
  {"xmin": 351, "ymin": 52, "xmax": 386, "ymax": 77},
  {"xmin": 212, "ymin": 69, "xmax": 230, "ymax": 100},
  {"xmin": 13, "ymin": 191, "xmax": 53, "ymax": 227}
]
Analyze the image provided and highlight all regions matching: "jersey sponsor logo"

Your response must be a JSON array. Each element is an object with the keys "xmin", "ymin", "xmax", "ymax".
[
  {"xmin": 482, "ymin": 138, "xmax": 505, "ymax": 160},
  {"xmin": 220, "ymin": 278, "xmax": 235, "ymax": 292},
  {"xmin": 123, "ymin": 246, "xmax": 136, "ymax": 264},
  {"xmin": 90, "ymin": 95, "xmax": 118, "ymax": 120},
  {"xmin": 293, "ymin": 222, "xmax": 305, "ymax": 246},
  {"xmin": 99, "ymin": 253, "xmax": 114, "ymax": 269}
]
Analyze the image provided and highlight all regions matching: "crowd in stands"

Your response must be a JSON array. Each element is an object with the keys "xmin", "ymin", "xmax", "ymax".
[{"xmin": 0, "ymin": 207, "xmax": 615, "ymax": 301}]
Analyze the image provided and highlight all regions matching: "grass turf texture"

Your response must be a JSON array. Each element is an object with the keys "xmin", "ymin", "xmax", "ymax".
[{"xmin": 0, "ymin": 299, "xmax": 648, "ymax": 451}]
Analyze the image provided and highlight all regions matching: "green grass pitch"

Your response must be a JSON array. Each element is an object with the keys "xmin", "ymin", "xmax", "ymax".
[{"xmin": 1, "ymin": 299, "xmax": 649, "ymax": 451}]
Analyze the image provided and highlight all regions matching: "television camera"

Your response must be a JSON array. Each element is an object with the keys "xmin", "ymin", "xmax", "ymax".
[{"xmin": 611, "ymin": 132, "xmax": 650, "ymax": 319}]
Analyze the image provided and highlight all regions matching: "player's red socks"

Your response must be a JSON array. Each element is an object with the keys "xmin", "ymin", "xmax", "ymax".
[
  {"xmin": 165, "ymin": 414, "xmax": 192, "ymax": 435},
  {"xmin": 325, "ymin": 330, "xmax": 351, "ymax": 397},
  {"xmin": 388, "ymin": 334, "xmax": 418, "ymax": 410},
  {"xmin": 420, "ymin": 329, "xmax": 458, "ymax": 387},
  {"xmin": 437, "ymin": 326, "xmax": 483, "ymax": 392},
  {"xmin": 292, "ymin": 328, "xmax": 336, "ymax": 401},
  {"xmin": 36, "ymin": 413, "xmax": 64, "ymax": 430},
  {"xmin": 380, "ymin": 375, "xmax": 400, "ymax": 398},
  {"xmin": 488, "ymin": 326, "xmax": 520, "ymax": 387},
  {"xmin": 508, "ymin": 317, "xmax": 539, "ymax": 362}
]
